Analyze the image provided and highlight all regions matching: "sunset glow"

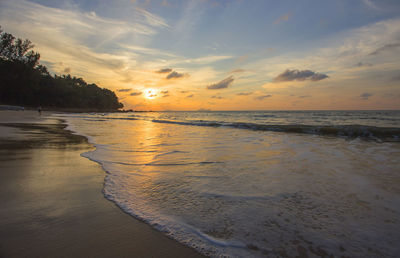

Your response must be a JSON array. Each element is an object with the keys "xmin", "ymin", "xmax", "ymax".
[
  {"xmin": 1, "ymin": 0, "xmax": 399, "ymax": 111},
  {"xmin": 145, "ymin": 89, "xmax": 158, "ymax": 99}
]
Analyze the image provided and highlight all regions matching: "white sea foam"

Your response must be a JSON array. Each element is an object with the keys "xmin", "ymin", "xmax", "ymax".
[{"xmin": 57, "ymin": 111, "xmax": 400, "ymax": 257}]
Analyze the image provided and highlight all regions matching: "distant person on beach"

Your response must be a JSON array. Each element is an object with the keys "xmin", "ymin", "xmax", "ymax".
[{"xmin": 38, "ymin": 106, "xmax": 42, "ymax": 115}]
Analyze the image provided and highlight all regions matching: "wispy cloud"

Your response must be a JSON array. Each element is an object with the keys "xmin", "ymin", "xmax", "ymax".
[
  {"xmin": 0, "ymin": 0, "xmax": 171, "ymax": 84},
  {"xmin": 369, "ymin": 43, "xmax": 400, "ymax": 55},
  {"xmin": 121, "ymin": 44, "xmax": 177, "ymax": 57},
  {"xmin": 255, "ymin": 94, "xmax": 272, "ymax": 100},
  {"xmin": 362, "ymin": 0, "xmax": 380, "ymax": 10},
  {"xmin": 207, "ymin": 76, "xmax": 234, "ymax": 89},
  {"xmin": 274, "ymin": 69, "xmax": 328, "ymax": 82},
  {"xmin": 230, "ymin": 69, "xmax": 246, "ymax": 74},
  {"xmin": 118, "ymin": 88, "xmax": 133, "ymax": 92},
  {"xmin": 274, "ymin": 12, "xmax": 292, "ymax": 24},
  {"xmin": 135, "ymin": 7, "xmax": 170, "ymax": 28},
  {"xmin": 184, "ymin": 55, "xmax": 233, "ymax": 65},
  {"xmin": 237, "ymin": 92, "xmax": 253, "ymax": 96},
  {"xmin": 211, "ymin": 95, "xmax": 224, "ymax": 99},
  {"xmin": 130, "ymin": 91, "xmax": 143, "ymax": 96}
]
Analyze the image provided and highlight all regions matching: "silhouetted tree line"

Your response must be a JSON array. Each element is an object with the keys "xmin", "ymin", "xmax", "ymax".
[{"xmin": 0, "ymin": 27, "xmax": 123, "ymax": 110}]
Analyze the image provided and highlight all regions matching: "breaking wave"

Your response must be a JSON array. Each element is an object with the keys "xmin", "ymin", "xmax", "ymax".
[{"xmin": 152, "ymin": 119, "xmax": 400, "ymax": 141}]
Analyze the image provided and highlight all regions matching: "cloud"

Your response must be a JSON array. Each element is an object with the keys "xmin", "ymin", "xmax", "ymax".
[
  {"xmin": 369, "ymin": 43, "xmax": 400, "ymax": 55},
  {"xmin": 63, "ymin": 67, "xmax": 71, "ymax": 73},
  {"xmin": 0, "ymin": 0, "xmax": 176, "ymax": 89},
  {"xmin": 360, "ymin": 92, "xmax": 372, "ymax": 100},
  {"xmin": 230, "ymin": 69, "xmax": 246, "ymax": 74},
  {"xmin": 207, "ymin": 76, "xmax": 234, "ymax": 89},
  {"xmin": 255, "ymin": 94, "xmax": 272, "ymax": 100},
  {"xmin": 187, "ymin": 94, "xmax": 194, "ymax": 98},
  {"xmin": 235, "ymin": 54, "xmax": 248, "ymax": 64},
  {"xmin": 161, "ymin": 90, "xmax": 170, "ymax": 97},
  {"xmin": 211, "ymin": 95, "xmax": 224, "ymax": 99},
  {"xmin": 362, "ymin": 0, "xmax": 380, "ymax": 10},
  {"xmin": 237, "ymin": 92, "xmax": 253, "ymax": 96},
  {"xmin": 355, "ymin": 62, "xmax": 373, "ymax": 67},
  {"xmin": 135, "ymin": 7, "xmax": 170, "ymax": 28},
  {"xmin": 166, "ymin": 71, "xmax": 184, "ymax": 79},
  {"xmin": 121, "ymin": 44, "xmax": 177, "ymax": 57},
  {"xmin": 180, "ymin": 90, "xmax": 189, "ymax": 93},
  {"xmin": 274, "ymin": 12, "xmax": 292, "ymax": 24},
  {"xmin": 156, "ymin": 68, "xmax": 173, "ymax": 73},
  {"xmin": 184, "ymin": 55, "xmax": 233, "ymax": 65},
  {"xmin": 130, "ymin": 91, "xmax": 143, "ymax": 96},
  {"xmin": 118, "ymin": 88, "xmax": 132, "ymax": 92},
  {"xmin": 274, "ymin": 69, "xmax": 329, "ymax": 82}
]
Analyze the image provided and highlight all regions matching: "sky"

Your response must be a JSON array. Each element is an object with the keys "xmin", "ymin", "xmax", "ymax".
[{"xmin": 1, "ymin": 0, "xmax": 400, "ymax": 111}]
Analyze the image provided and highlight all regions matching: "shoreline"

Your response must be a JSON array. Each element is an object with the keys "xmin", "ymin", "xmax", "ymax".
[{"xmin": 0, "ymin": 110, "xmax": 204, "ymax": 257}]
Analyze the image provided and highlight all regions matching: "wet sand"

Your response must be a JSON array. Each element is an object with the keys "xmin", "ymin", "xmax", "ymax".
[{"xmin": 0, "ymin": 110, "xmax": 204, "ymax": 257}]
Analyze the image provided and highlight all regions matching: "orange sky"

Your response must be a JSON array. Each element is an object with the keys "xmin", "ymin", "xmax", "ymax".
[{"xmin": 1, "ymin": 0, "xmax": 399, "ymax": 110}]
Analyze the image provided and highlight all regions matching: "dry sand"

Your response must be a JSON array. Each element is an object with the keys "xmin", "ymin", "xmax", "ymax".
[{"xmin": 0, "ymin": 110, "xmax": 204, "ymax": 257}]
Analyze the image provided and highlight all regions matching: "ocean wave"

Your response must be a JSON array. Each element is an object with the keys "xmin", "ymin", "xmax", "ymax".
[
  {"xmin": 152, "ymin": 119, "xmax": 400, "ymax": 141},
  {"xmin": 101, "ymin": 160, "xmax": 224, "ymax": 167}
]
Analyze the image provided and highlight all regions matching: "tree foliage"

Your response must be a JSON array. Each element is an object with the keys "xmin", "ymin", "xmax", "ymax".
[{"xmin": 0, "ymin": 27, "xmax": 123, "ymax": 110}]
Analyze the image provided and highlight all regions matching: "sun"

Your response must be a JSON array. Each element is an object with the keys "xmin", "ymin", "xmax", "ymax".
[{"xmin": 144, "ymin": 89, "xmax": 158, "ymax": 99}]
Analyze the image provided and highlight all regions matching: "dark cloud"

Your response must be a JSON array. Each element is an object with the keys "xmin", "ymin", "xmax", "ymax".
[
  {"xmin": 211, "ymin": 95, "xmax": 224, "ymax": 99},
  {"xmin": 64, "ymin": 67, "xmax": 71, "ymax": 73},
  {"xmin": 255, "ymin": 94, "xmax": 272, "ymax": 100},
  {"xmin": 180, "ymin": 90, "xmax": 189, "ymax": 93},
  {"xmin": 187, "ymin": 94, "xmax": 194, "ymax": 98},
  {"xmin": 237, "ymin": 92, "xmax": 253, "ymax": 96},
  {"xmin": 166, "ymin": 71, "xmax": 184, "ymax": 79},
  {"xmin": 298, "ymin": 95, "xmax": 311, "ymax": 98},
  {"xmin": 118, "ymin": 88, "xmax": 132, "ymax": 92},
  {"xmin": 156, "ymin": 68, "xmax": 173, "ymax": 73},
  {"xmin": 274, "ymin": 69, "xmax": 328, "ymax": 82},
  {"xmin": 369, "ymin": 43, "xmax": 400, "ymax": 56},
  {"xmin": 161, "ymin": 90, "xmax": 169, "ymax": 97},
  {"xmin": 130, "ymin": 91, "xmax": 142, "ymax": 96},
  {"xmin": 355, "ymin": 62, "xmax": 372, "ymax": 67},
  {"xmin": 360, "ymin": 92, "xmax": 372, "ymax": 100},
  {"xmin": 207, "ymin": 76, "xmax": 234, "ymax": 89}
]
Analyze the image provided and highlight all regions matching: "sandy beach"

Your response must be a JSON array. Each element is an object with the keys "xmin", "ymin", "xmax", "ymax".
[{"xmin": 0, "ymin": 110, "xmax": 203, "ymax": 257}]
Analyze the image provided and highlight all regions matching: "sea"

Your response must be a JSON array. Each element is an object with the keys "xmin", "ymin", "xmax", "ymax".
[{"xmin": 57, "ymin": 110, "xmax": 400, "ymax": 257}]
